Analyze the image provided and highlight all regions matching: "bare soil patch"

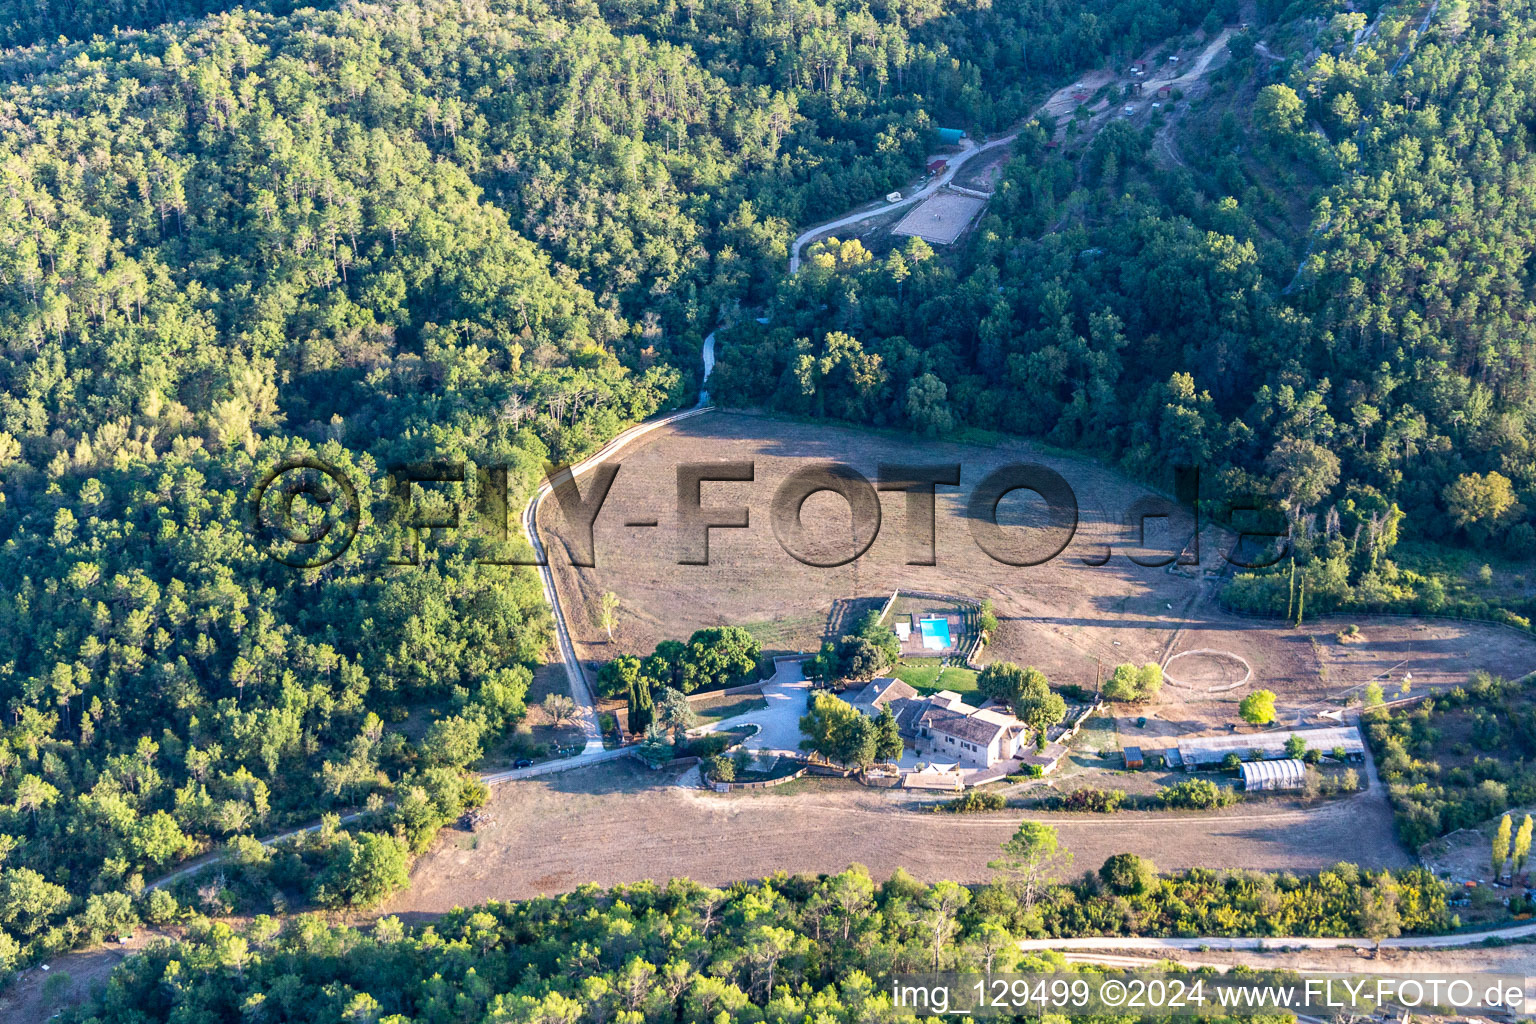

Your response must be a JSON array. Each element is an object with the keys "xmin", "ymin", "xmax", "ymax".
[
  {"xmin": 1164, "ymin": 648, "xmax": 1252, "ymax": 691},
  {"xmin": 892, "ymin": 193, "xmax": 986, "ymax": 244},
  {"xmin": 0, "ymin": 929, "xmax": 169, "ymax": 1024},
  {"xmin": 952, "ymin": 150, "xmax": 1009, "ymax": 192}
]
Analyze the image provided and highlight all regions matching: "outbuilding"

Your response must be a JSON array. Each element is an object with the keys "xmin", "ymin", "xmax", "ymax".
[
  {"xmin": 1240, "ymin": 758, "xmax": 1306, "ymax": 791},
  {"xmin": 926, "ymin": 159, "xmax": 948, "ymax": 175},
  {"xmin": 1123, "ymin": 746, "xmax": 1144, "ymax": 769},
  {"xmin": 1177, "ymin": 725, "xmax": 1365, "ymax": 771}
]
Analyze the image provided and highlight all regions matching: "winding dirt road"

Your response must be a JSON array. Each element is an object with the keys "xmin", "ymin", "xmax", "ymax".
[{"xmin": 518, "ymin": 330, "xmax": 718, "ymax": 754}]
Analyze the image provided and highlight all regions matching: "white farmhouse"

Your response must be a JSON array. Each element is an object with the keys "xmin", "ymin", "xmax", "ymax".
[{"xmin": 846, "ymin": 682, "xmax": 1031, "ymax": 770}]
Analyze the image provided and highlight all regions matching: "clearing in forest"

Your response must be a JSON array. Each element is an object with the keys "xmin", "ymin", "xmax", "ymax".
[
  {"xmin": 891, "ymin": 192, "xmax": 986, "ymax": 244},
  {"xmin": 543, "ymin": 411, "xmax": 1536, "ymax": 739}
]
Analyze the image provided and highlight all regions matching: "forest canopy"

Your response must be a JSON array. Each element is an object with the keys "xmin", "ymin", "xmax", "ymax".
[
  {"xmin": 0, "ymin": 0, "xmax": 1247, "ymax": 973},
  {"xmin": 63, "ymin": 862, "xmax": 1443, "ymax": 1023}
]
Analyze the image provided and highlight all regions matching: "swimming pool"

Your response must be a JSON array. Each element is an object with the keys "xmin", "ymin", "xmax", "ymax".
[{"xmin": 918, "ymin": 617, "xmax": 951, "ymax": 650}]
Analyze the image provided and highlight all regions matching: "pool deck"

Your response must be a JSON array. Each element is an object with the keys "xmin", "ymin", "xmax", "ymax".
[{"xmin": 897, "ymin": 612, "xmax": 963, "ymax": 657}]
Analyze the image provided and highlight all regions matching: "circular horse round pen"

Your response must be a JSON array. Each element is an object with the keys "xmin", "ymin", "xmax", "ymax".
[{"xmin": 1162, "ymin": 649, "xmax": 1253, "ymax": 693}]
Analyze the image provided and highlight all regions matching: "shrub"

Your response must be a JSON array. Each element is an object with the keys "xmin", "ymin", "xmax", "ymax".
[
  {"xmin": 1057, "ymin": 788, "xmax": 1126, "ymax": 813},
  {"xmin": 313, "ymin": 832, "xmax": 410, "ymax": 910},
  {"xmin": 706, "ymin": 754, "xmax": 735, "ymax": 783},
  {"xmin": 1099, "ymin": 853, "xmax": 1156, "ymax": 895},
  {"xmin": 1104, "ymin": 663, "xmax": 1162, "ymax": 702},
  {"xmin": 978, "ymin": 599, "xmax": 998, "ymax": 636},
  {"xmin": 1240, "ymin": 689, "xmax": 1277, "ymax": 725},
  {"xmin": 680, "ymin": 732, "xmax": 733, "ymax": 759},
  {"xmin": 937, "ymin": 791, "xmax": 1007, "ymax": 813},
  {"xmin": 141, "ymin": 888, "xmax": 178, "ymax": 925},
  {"xmin": 1158, "ymin": 778, "xmax": 1239, "ymax": 809}
]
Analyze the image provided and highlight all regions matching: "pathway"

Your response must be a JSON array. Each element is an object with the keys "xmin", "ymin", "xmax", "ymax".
[
  {"xmin": 1019, "ymin": 918, "xmax": 1536, "ymax": 952},
  {"xmin": 790, "ymin": 26, "xmax": 1238, "ymax": 272},
  {"xmin": 520, "ymin": 331, "xmax": 719, "ymax": 753}
]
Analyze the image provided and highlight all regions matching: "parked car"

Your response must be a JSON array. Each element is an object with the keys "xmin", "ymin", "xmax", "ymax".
[{"xmin": 513, "ymin": 758, "xmax": 534, "ymax": 769}]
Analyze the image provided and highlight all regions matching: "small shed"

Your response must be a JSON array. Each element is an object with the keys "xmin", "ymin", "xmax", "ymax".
[
  {"xmin": 926, "ymin": 159, "xmax": 948, "ymax": 175},
  {"xmin": 1123, "ymin": 745, "xmax": 1144, "ymax": 769},
  {"xmin": 934, "ymin": 127, "xmax": 967, "ymax": 146},
  {"xmin": 1157, "ymin": 84, "xmax": 1172, "ymax": 98},
  {"xmin": 1240, "ymin": 758, "xmax": 1306, "ymax": 791}
]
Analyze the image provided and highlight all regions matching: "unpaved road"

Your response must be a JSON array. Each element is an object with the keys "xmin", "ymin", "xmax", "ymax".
[
  {"xmin": 789, "ymin": 27, "xmax": 1235, "ymax": 272},
  {"xmin": 788, "ymin": 135, "xmax": 1015, "ymax": 272},
  {"xmin": 1023, "ymin": 922, "xmax": 1536, "ymax": 952},
  {"xmin": 521, "ymin": 338, "xmax": 719, "ymax": 755},
  {"xmin": 0, "ymin": 929, "xmax": 169, "ymax": 1024},
  {"xmin": 1068, "ymin": 943, "xmax": 1536, "ymax": 973}
]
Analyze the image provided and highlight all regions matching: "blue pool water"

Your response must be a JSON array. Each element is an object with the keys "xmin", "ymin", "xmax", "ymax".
[{"xmin": 918, "ymin": 617, "xmax": 951, "ymax": 648}]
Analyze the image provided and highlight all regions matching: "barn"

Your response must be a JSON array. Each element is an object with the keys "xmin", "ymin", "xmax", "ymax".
[{"xmin": 1240, "ymin": 759, "xmax": 1307, "ymax": 792}]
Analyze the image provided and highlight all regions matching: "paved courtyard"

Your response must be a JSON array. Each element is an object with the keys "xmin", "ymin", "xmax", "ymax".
[{"xmin": 695, "ymin": 658, "xmax": 810, "ymax": 753}]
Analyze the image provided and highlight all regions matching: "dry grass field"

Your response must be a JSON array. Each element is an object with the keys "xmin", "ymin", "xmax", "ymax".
[
  {"xmin": 545, "ymin": 411, "xmax": 1536, "ymax": 743},
  {"xmin": 386, "ymin": 758, "xmax": 1411, "ymax": 919},
  {"xmin": 547, "ymin": 409, "xmax": 1199, "ymax": 668}
]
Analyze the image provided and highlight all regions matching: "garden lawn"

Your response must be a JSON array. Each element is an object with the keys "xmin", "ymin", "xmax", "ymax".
[
  {"xmin": 892, "ymin": 660, "xmax": 979, "ymax": 699},
  {"xmin": 690, "ymin": 691, "xmax": 770, "ymax": 726}
]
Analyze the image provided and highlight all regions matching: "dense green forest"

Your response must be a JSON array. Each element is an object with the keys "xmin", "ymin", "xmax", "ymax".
[
  {"xmin": 63, "ymin": 860, "xmax": 1441, "ymax": 1022},
  {"xmin": 711, "ymin": 0, "xmax": 1536, "ymax": 622},
  {"xmin": 2, "ymin": 0, "xmax": 1530, "ymax": 998},
  {"xmin": 0, "ymin": 0, "xmax": 1249, "ymax": 972}
]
